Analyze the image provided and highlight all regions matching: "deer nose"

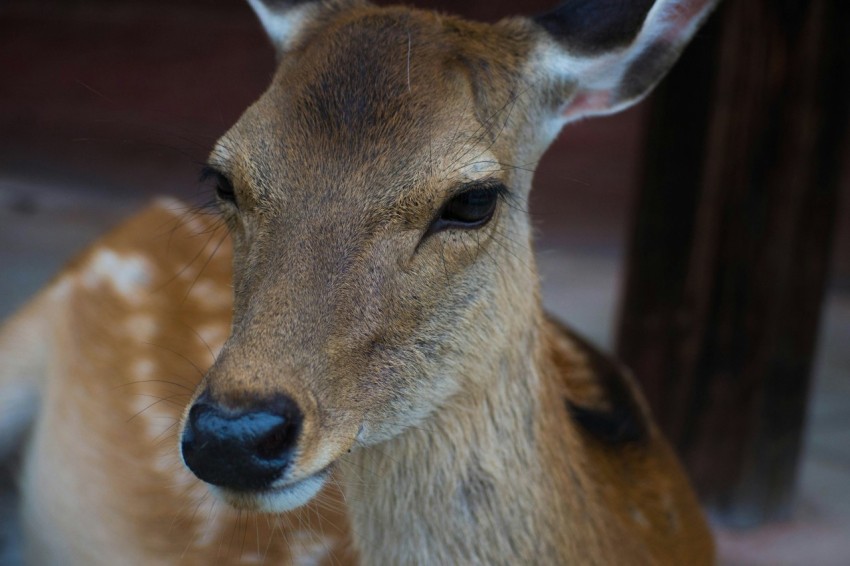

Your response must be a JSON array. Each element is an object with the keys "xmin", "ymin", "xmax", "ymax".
[{"xmin": 180, "ymin": 394, "xmax": 303, "ymax": 491}]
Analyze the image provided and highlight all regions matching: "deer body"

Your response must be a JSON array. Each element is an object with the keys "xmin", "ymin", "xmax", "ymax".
[{"xmin": 1, "ymin": 1, "xmax": 717, "ymax": 563}]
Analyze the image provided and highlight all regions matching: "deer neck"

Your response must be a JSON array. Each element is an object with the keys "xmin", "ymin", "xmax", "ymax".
[{"xmin": 340, "ymin": 305, "xmax": 588, "ymax": 563}]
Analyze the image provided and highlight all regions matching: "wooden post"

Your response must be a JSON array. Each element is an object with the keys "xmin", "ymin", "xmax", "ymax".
[{"xmin": 617, "ymin": 0, "xmax": 850, "ymax": 526}]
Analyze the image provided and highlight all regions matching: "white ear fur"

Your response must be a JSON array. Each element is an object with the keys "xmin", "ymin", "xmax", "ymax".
[
  {"xmin": 246, "ymin": 0, "xmax": 322, "ymax": 52},
  {"xmin": 531, "ymin": 0, "xmax": 718, "ymax": 129}
]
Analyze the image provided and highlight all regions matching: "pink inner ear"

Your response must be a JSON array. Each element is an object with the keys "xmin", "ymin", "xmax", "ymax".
[{"xmin": 562, "ymin": 90, "xmax": 612, "ymax": 120}]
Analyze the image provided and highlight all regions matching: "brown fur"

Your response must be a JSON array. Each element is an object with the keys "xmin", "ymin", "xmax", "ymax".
[
  {"xmin": 0, "ymin": 1, "xmax": 716, "ymax": 564},
  {"xmin": 6, "ymin": 203, "xmax": 353, "ymax": 564}
]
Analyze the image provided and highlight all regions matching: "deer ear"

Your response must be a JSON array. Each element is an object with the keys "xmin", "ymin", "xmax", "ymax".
[
  {"xmin": 246, "ymin": 0, "xmax": 329, "ymax": 52},
  {"xmin": 527, "ymin": 0, "xmax": 717, "ymax": 126}
]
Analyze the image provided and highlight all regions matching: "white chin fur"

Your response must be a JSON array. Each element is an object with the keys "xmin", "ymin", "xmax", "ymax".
[{"xmin": 212, "ymin": 473, "xmax": 327, "ymax": 512}]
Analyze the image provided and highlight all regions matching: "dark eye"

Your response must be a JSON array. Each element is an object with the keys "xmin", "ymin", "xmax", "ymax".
[
  {"xmin": 200, "ymin": 167, "xmax": 236, "ymax": 205},
  {"xmin": 442, "ymin": 188, "xmax": 499, "ymax": 224},
  {"xmin": 427, "ymin": 183, "xmax": 502, "ymax": 236}
]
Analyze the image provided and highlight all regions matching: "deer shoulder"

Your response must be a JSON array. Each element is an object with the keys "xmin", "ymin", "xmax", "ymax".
[{"xmin": 541, "ymin": 316, "xmax": 715, "ymax": 563}]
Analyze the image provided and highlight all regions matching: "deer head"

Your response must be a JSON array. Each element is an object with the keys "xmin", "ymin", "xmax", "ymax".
[{"xmin": 178, "ymin": 0, "xmax": 716, "ymax": 513}]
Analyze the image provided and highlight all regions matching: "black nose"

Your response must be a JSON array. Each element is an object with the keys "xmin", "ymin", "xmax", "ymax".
[{"xmin": 180, "ymin": 394, "xmax": 303, "ymax": 491}]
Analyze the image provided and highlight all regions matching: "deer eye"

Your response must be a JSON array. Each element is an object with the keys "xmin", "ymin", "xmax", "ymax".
[
  {"xmin": 427, "ymin": 182, "xmax": 503, "ymax": 236},
  {"xmin": 214, "ymin": 178, "xmax": 236, "ymax": 203},
  {"xmin": 200, "ymin": 167, "xmax": 237, "ymax": 205},
  {"xmin": 442, "ymin": 187, "xmax": 499, "ymax": 224}
]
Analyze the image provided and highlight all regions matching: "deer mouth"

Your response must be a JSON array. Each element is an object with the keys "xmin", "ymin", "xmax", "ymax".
[{"xmin": 211, "ymin": 465, "xmax": 332, "ymax": 512}]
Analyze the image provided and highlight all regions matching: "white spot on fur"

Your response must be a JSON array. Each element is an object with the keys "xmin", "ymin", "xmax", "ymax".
[
  {"xmin": 176, "ymin": 263, "xmax": 200, "ymax": 282},
  {"xmin": 126, "ymin": 314, "xmax": 158, "ymax": 341},
  {"xmin": 155, "ymin": 197, "xmax": 208, "ymax": 237},
  {"xmin": 153, "ymin": 196, "xmax": 185, "ymax": 216},
  {"xmin": 47, "ymin": 275, "xmax": 73, "ymax": 301},
  {"xmin": 81, "ymin": 249, "xmax": 151, "ymax": 302},
  {"xmin": 186, "ymin": 482, "xmax": 228, "ymax": 547},
  {"xmin": 193, "ymin": 514, "xmax": 226, "ymax": 548},
  {"xmin": 188, "ymin": 280, "xmax": 231, "ymax": 309},
  {"xmin": 239, "ymin": 551, "xmax": 264, "ymax": 564},
  {"xmin": 130, "ymin": 390, "xmax": 177, "ymax": 441},
  {"xmin": 132, "ymin": 358, "xmax": 155, "ymax": 380},
  {"xmin": 290, "ymin": 531, "xmax": 334, "ymax": 566},
  {"xmin": 196, "ymin": 324, "xmax": 228, "ymax": 357}
]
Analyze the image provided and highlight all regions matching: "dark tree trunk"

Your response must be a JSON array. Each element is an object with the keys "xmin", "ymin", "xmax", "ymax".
[{"xmin": 617, "ymin": 0, "xmax": 850, "ymax": 526}]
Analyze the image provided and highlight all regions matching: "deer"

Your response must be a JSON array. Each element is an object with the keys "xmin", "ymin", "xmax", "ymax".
[{"xmin": 0, "ymin": 0, "xmax": 719, "ymax": 563}]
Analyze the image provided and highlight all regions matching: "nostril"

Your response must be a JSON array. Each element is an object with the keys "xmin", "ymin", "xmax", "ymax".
[
  {"xmin": 255, "ymin": 419, "xmax": 299, "ymax": 460},
  {"xmin": 181, "ymin": 395, "xmax": 304, "ymax": 491}
]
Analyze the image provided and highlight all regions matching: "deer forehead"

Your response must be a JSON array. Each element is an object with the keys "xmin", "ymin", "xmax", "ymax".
[{"xmin": 213, "ymin": 9, "xmax": 533, "ymax": 205}]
